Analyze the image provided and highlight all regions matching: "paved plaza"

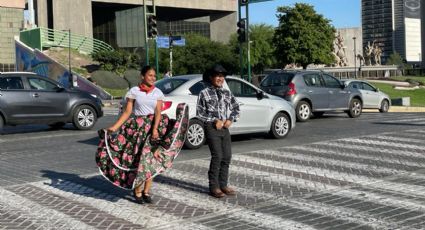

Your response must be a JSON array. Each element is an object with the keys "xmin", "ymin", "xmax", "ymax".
[{"xmin": 0, "ymin": 113, "xmax": 425, "ymax": 229}]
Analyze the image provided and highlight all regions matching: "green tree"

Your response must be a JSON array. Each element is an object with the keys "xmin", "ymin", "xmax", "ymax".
[
  {"xmin": 230, "ymin": 24, "xmax": 277, "ymax": 74},
  {"xmin": 273, "ymin": 3, "xmax": 335, "ymax": 69},
  {"xmin": 170, "ymin": 33, "xmax": 238, "ymax": 75},
  {"xmin": 386, "ymin": 52, "xmax": 404, "ymax": 66}
]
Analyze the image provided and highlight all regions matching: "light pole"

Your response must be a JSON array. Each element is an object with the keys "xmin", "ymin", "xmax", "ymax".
[{"xmin": 353, "ymin": 36, "xmax": 357, "ymax": 79}]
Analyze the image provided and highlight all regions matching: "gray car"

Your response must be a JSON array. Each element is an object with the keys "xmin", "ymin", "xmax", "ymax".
[
  {"xmin": 343, "ymin": 79, "xmax": 391, "ymax": 113},
  {"xmin": 0, "ymin": 72, "xmax": 103, "ymax": 130},
  {"xmin": 260, "ymin": 70, "xmax": 363, "ymax": 122}
]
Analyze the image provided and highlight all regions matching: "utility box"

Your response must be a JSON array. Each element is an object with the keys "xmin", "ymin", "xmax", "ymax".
[{"xmin": 391, "ymin": 97, "xmax": 410, "ymax": 106}]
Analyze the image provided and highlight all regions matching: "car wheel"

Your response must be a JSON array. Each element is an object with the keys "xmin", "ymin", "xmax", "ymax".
[
  {"xmin": 347, "ymin": 98, "xmax": 362, "ymax": 118},
  {"xmin": 72, "ymin": 105, "xmax": 97, "ymax": 130},
  {"xmin": 296, "ymin": 101, "xmax": 311, "ymax": 122},
  {"xmin": 0, "ymin": 115, "xmax": 4, "ymax": 131},
  {"xmin": 184, "ymin": 119, "xmax": 205, "ymax": 149},
  {"xmin": 49, "ymin": 122, "xmax": 66, "ymax": 129},
  {"xmin": 313, "ymin": 112, "xmax": 324, "ymax": 117},
  {"xmin": 379, "ymin": 100, "xmax": 389, "ymax": 113},
  {"xmin": 269, "ymin": 112, "xmax": 291, "ymax": 139}
]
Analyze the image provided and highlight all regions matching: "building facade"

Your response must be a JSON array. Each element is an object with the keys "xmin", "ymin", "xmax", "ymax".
[
  {"xmin": 362, "ymin": 0, "xmax": 424, "ymax": 65},
  {"xmin": 0, "ymin": 0, "xmax": 24, "ymax": 72},
  {"xmin": 32, "ymin": 0, "xmax": 237, "ymax": 49}
]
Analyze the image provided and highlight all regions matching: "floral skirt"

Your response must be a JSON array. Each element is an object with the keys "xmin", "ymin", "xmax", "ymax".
[{"xmin": 95, "ymin": 103, "xmax": 189, "ymax": 190}]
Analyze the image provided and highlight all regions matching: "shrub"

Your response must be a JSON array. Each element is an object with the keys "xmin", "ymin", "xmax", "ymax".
[
  {"xmin": 92, "ymin": 50, "xmax": 141, "ymax": 76},
  {"xmin": 90, "ymin": 70, "xmax": 129, "ymax": 89},
  {"xmin": 124, "ymin": 69, "xmax": 141, "ymax": 87}
]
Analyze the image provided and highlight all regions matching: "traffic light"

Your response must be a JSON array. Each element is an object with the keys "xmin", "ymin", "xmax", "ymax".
[
  {"xmin": 147, "ymin": 15, "xmax": 158, "ymax": 38},
  {"xmin": 237, "ymin": 19, "xmax": 246, "ymax": 43},
  {"xmin": 240, "ymin": 0, "xmax": 248, "ymax": 5}
]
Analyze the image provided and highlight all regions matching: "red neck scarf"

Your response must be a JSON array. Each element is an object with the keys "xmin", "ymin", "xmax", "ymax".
[{"xmin": 139, "ymin": 83, "xmax": 155, "ymax": 93}]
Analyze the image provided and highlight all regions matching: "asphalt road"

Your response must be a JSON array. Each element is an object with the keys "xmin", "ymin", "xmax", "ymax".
[{"xmin": 1, "ymin": 111, "xmax": 425, "ymax": 229}]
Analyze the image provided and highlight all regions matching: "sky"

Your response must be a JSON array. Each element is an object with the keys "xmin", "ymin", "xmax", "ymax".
[{"xmin": 248, "ymin": 0, "xmax": 361, "ymax": 28}]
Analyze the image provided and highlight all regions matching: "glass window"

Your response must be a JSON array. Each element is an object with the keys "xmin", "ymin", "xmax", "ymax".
[
  {"xmin": 28, "ymin": 78, "xmax": 58, "ymax": 91},
  {"xmin": 260, "ymin": 73, "xmax": 294, "ymax": 87},
  {"xmin": 155, "ymin": 78, "xmax": 188, "ymax": 94},
  {"xmin": 322, "ymin": 74, "xmax": 342, "ymax": 88},
  {"xmin": 303, "ymin": 74, "xmax": 323, "ymax": 87},
  {"xmin": 189, "ymin": 80, "xmax": 208, "ymax": 95},
  {"xmin": 0, "ymin": 77, "xmax": 24, "ymax": 90},
  {"xmin": 227, "ymin": 79, "xmax": 257, "ymax": 97},
  {"xmin": 349, "ymin": 82, "xmax": 362, "ymax": 89},
  {"xmin": 362, "ymin": 82, "xmax": 376, "ymax": 91}
]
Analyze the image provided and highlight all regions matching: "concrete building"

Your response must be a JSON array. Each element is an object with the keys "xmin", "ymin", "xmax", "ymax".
[
  {"xmin": 0, "ymin": 0, "xmax": 24, "ymax": 72},
  {"xmin": 361, "ymin": 0, "xmax": 424, "ymax": 65},
  {"xmin": 32, "ymin": 0, "xmax": 237, "ymax": 49}
]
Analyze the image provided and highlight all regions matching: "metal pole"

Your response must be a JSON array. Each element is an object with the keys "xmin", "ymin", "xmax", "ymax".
[
  {"xmin": 238, "ymin": 2, "xmax": 243, "ymax": 79},
  {"xmin": 353, "ymin": 37, "xmax": 357, "ymax": 79},
  {"xmin": 155, "ymin": 38, "xmax": 159, "ymax": 73},
  {"xmin": 246, "ymin": 2, "xmax": 252, "ymax": 82},
  {"xmin": 169, "ymin": 39, "xmax": 173, "ymax": 76},
  {"xmin": 69, "ymin": 29, "xmax": 72, "ymax": 87},
  {"xmin": 143, "ymin": 0, "xmax": 149, "ymax": 65}
]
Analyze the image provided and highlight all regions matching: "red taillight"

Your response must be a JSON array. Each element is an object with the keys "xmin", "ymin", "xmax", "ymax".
[
  {"xmin": 162, "ymin": 101, "xmax": 172, "ymax": 111},
  {"xmin": 286, "ymin": 82, "xmax": 297, "ymax": 96}
]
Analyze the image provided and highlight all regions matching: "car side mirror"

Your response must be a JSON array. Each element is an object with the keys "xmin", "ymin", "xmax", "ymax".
[
  {"xmin": 256, "ymin": 90, "xmax": 264, "ymax": 100},
  {"xmin": 56, "ymin": 86, "xmax": 65, "ymax": 92}
]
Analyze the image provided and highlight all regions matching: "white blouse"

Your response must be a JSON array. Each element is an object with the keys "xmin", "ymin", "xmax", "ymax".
[{"xmin": 126, "ymin": 86, "xmax": 164, "ymax": 116}]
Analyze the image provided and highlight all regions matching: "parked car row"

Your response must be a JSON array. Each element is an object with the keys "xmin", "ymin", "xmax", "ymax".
[
  {"xmin": 0, "ymin": 72, "xmax": 103, "ymax": 131},
  {"xmin": 1, "ymin": 70, "xmax": 390, "ymax": 151},
  {"xmin": 259, "ymin": 70, "xmax": 390, "ymax": 122}
]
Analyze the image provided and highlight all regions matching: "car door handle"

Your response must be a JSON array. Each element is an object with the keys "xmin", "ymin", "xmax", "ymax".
[
  {"xmin": 32, "ymin": 93, "xmax": 39, "ymax": 98},
  {"xmin": 328, "ymin": 91, "xmax": 334, "ymax": 94},
  {"xmin": 238, "ymin": 102, "xmax": 244, "ymax": 106},
  {"xmin": 308, "ymin": 90, "xmax": 313, "ymax": 93}
]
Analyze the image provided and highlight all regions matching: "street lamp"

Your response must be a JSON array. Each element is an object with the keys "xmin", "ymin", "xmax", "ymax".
[
  {"xmin": 62, "ymin": 29, "xmax": 72, "ymax": 87},
  {"xmin": 353, "ymin": 36, "xmax": 357, "ymax": 79}
]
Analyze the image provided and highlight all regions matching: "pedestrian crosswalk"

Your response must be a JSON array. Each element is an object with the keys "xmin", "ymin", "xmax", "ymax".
[{"xmin": 1, "ymin": 127, "xmax": 425, "ymax": 229}]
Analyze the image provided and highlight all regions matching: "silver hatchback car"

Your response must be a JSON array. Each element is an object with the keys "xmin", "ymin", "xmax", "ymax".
[
  {"xmin": 343, "ymin": 79, "xmax": 391, "ymax": 113},
  {"xmin": 260, "ymin": 70, "xmax": 363, "ymax": 122},
  {"xmin": 152, "ymin": 75, "xmax": 296, "ymax": 149}
]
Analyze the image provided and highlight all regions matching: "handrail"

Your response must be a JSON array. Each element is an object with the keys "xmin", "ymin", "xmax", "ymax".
[{"xmin": 37, "ymin": 27, "xmax": 113, "ymax": 54}]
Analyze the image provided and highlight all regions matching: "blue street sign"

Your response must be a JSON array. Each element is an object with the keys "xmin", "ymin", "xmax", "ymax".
[
  {"xmin": 157, "ymin": 36, "xmax": 170, "ymax": 48},
  {"xmin": 172, "ymin": 38, "xmax": 186, "ymax": 46},
  {"xmin": 156, "ymin": 36, "xmax": 185, "ymax": 48}
]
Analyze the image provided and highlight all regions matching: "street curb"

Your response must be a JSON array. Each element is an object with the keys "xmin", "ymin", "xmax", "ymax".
[{"xmin": 363, "ymin": 106, "xmax": 425, "ymax": 113}]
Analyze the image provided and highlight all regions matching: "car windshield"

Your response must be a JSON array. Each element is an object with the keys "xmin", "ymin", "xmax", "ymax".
[
  {"xmin": 155, "ymin": 78, "xmax": 188, "ymax": 94},
  {"xmin": 260, "ymin": 72, "xmax": 294, "ymax": 87}
]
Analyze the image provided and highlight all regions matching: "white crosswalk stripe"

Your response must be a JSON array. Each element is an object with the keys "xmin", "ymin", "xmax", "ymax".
[{"xmin": 1, "ymin": 126, "xmax": 425, "ymax": 229}]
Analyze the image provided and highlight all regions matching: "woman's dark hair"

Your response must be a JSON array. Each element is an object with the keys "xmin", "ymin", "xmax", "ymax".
[{"xmin": 141, "ymin": 65, "xmax": 155, "ymax": 76}]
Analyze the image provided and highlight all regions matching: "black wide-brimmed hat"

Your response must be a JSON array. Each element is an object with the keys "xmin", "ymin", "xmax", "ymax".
[{"xmin": 202, "ymin": 64, "xmax": 228, "ymax": 82}]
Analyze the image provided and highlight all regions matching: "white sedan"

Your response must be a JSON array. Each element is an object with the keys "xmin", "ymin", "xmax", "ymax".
[
  {"xmin": 343, "ymin": 79, "xmax": 391, "ymax": 113},
  {"xmin": 154, "ymin": 74, "xmax": 296, "ymax": 149}
]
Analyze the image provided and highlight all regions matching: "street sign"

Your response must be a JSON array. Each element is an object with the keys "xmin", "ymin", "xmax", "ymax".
[
  {"xmin": 172, "ymin": 38, "xmax": 186, "ymax": 46},
  {"xmin": 157, "ymin": 36, "xmax": 170, "ymax": 48},
  {"xmin": 248, "ymin": 0, "xmax": 274, "ymax": 3},
  {"xmin": 156, "ymin": 36, "xmax": 185, "ymax": 48}
]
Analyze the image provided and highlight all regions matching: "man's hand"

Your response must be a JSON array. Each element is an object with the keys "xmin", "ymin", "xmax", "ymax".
[
  {"xmin": 223, "ymin": 120, "xmax": 232, "ymax": 129},
  {"xmin": 215, "ymin": 120, "xmax": 224, "ymax": 130}
]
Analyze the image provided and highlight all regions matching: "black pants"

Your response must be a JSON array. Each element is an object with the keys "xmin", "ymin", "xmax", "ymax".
[{"xmin": 205, "ymin": 123, "xmax": 232, "ymax": 190}]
